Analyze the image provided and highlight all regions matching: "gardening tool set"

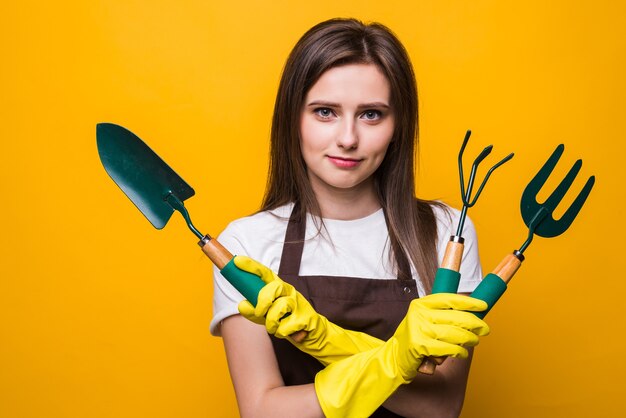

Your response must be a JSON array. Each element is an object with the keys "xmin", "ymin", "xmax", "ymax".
[
  {"xmin": 96, "ymin": 123, "xmax": 594, "ymax": 366},
  {"xmin": 419, "ymin": 132, "xmax": 595, "ymax": 374}
]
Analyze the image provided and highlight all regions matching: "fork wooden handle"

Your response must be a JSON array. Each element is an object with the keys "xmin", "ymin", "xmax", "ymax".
[
  {"xmin": 491, "ymin": 253, "xmax": 522, "ymax": 283},
  {"xmin": 470, "ymin": 252, "xmax": 522, "ymax": 319}
]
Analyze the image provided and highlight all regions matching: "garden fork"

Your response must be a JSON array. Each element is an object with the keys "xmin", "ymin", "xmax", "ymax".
[{"xmin": 471, "ymin": 144, "xmax": 595, "ymax": 318}]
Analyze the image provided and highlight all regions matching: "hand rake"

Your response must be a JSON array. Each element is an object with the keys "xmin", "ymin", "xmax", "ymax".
[{"xmin": 419, "ymin": 130, "xmax": 513, "ymax": 374}]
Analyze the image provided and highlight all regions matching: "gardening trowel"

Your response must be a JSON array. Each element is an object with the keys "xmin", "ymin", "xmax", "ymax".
[{"xmin": 96, "ymin": 123, "xmax": 306, "ymax": 341}]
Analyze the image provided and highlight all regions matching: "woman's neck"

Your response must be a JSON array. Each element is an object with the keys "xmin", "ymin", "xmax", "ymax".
[{"xmin": 311, "ymin": 179, "xmax": 381, "ymax": 220}]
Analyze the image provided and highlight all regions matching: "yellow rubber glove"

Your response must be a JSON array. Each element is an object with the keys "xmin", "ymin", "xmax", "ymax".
[
  {"xmin": 314, "ymin": 293, "xmax": 490, "ymax": 418},
  {"xmin": 234, "ymin": 256, "xmax": 382, "ymax": 366}
]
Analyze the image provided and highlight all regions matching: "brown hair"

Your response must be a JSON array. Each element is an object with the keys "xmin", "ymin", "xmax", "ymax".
[{"xmin": 261, "ymin": 18, "xmax": 442, "ymax": 291}]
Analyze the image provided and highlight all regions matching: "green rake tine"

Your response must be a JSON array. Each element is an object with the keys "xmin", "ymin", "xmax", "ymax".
[
  {"xmin": 457, "ymin": 130, "xmax": 514, "ymax": 236},
  {"xmin": 468, "ymin": 151, "xmax": 515, "ymax": 207}
]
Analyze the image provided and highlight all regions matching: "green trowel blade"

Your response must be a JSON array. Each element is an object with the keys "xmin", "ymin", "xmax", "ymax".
[{"xmin": 96, "ymin": 123, "xmax": 195, "ymax": 229}]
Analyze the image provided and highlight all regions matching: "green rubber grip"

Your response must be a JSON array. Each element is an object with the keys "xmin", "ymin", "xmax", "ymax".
[
  {"xmin": 220, "ymin": 258, "xmax": 265, "ymax": 306},
  {"xmin": 470, "ymin": 273, "xmax": 508, "ymax": 319},
  {"xmin": 431, "ymin": 268, "xmax": 461, "ymax": 294}
]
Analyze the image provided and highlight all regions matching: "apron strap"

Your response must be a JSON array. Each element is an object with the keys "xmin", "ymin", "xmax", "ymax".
[
  {"xmin": 382, "ymin": 209, "xmax": 414, "ymax": 282},
  {"xmin": 278, "ymin": 202, "xmax": 305, "ymax": 277}
]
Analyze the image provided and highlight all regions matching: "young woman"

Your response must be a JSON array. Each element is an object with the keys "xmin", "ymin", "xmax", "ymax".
[{"xmin": 210, "ymin": 18, "xmax": 489, "ymax": 418}]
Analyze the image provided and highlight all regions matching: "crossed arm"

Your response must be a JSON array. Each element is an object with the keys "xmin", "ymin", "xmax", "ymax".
[{"xmin": 221, "ymin": 313, "xmax": 476, "ymax": 418}]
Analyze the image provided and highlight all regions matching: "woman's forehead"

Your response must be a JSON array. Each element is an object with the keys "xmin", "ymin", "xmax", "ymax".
[{"xmin": 305, "ymin": 63, "xmax": 391, "ymax": 105}]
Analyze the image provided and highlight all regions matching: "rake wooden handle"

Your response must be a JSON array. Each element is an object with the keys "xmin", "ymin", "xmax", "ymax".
[
  {"xmin": 200, "ymin": 237, "xmax": 307, "ymax": 343},
  {"xmin": 441, "ymin": 240, "xmax": 465, "ymax": 271},
  {"xmin": 418, "ymin": 240, "xmax": 465, "ymax": 374},
  {"xmin": 419, "ymin": 252, "xmax": 523, "ymax": 374}
]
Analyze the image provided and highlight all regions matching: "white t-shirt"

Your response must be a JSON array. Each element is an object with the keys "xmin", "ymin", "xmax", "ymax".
[{"xmin": 210, "ymin": 202, "xmax": 482, "ymax": 336}]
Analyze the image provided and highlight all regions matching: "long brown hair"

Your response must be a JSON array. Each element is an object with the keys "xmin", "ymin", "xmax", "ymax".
[{"xmin": 261, "ymin": 18, "xmax": 442, "ymax": 292}]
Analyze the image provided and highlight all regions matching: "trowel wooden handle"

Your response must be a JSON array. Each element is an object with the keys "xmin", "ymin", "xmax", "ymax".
[
  {"xmin": 200, "ymin": 237, "xmax": 307, "ymax": 343},
  {"xmin": 200, "ymin": 237, "xmax": 233, "ymax": 270}
]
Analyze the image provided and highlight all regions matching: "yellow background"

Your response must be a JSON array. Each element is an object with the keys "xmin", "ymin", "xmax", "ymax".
[{"xmin": 1, "ymin": 1, "xmax": 624, "ymax": 417}]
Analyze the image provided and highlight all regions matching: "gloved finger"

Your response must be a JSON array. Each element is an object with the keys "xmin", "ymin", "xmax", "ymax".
[
  {"xmin": 414, "ymin": 338, "xmax": 470, "ymax": 359},
  {"xmin": 265, "ymin": 297, "xmax": 297, "ymax": 335},
  {"xmin": 233, "ymin": 256, "xmax": 278, "ymax": 284},
  {"xmin": 274, "ymin": 307, "xmax": 310, "ymax": 339},
  {"xmin": 428, "ymin": 324, "xmax": 481, "ymax": 348},
  {"xmin": 416, "ymin": 293, "xmax": 488, "ymax": 313},
  {"xmin": 420, "ymin": 309, "xmax": 490, "ymax": 336},
  {"xmin": 254, "ymin": 280, "xmax": 290, "ymax": 318},
  {"xmin": 238, "ymin": 300, "xmax": 265, "ymax": 325}
]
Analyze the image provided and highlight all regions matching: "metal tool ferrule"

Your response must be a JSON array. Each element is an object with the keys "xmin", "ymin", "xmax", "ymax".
[
  {"xmin": 450, "ymin": 235, "xmax": 465, "ymax": 244},
  {"xmin": 513, "ymin": 250, "xmax": 525, "ymax": 262},
  {"xmin": 198, "ymin": 234, "xmax": 212, "ymax": 247}
]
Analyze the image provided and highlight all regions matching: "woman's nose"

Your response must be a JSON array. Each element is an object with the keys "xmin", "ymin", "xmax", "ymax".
[{"xmin": 336, "ymin": 120, "xmax": 358, "ymax": 149}]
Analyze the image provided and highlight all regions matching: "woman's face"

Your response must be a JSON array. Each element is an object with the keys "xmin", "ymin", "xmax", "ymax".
[{"xmin": 299, "ymin": 63, "xmax": 395, "ymax": 197}]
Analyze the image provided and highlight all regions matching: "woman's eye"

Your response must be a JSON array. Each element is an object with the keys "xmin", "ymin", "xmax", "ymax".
[
  {"xmin": 314, "ymin": 108, "xmax": 334, "ymax": 118},
  {"xmin": 361, "ymin": 110, "xmax": 382, "ymax": 120}
]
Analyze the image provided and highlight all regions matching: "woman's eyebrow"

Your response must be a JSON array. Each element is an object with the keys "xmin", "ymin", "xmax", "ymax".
[
  {"xmin": 305, "ymin": 100, "xmax": 390, "ymax": 108},
  {"xmin": 306, "ymin": 100, "xmax": 341, "ymax": 107},
  {"xmin": 357, "ymin": 102, "xmax": 390, "ymax": 109}
]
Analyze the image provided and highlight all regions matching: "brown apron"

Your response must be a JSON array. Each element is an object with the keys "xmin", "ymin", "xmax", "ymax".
[{"xmin": 271, "ymin": 205, "xmax": 419, "ymax": 417}]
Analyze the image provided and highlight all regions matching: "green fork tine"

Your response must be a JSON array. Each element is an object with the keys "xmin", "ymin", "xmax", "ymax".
[
  {"xmin": 469, "ymin": 144, "xmax": 596, "ymax": 320},
  {"xmin": 519, "ymin": 144, "xmax": 596, "ymax": 252}
]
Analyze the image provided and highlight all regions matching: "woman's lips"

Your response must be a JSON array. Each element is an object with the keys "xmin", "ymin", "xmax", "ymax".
[{"xmin": 327, "ymin": 156, "xmax": 363, "ymax": 168}]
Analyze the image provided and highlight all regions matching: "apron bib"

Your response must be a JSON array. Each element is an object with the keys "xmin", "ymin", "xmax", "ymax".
[{"xmin": 271, "ymin": 205, "xmax": 420, "ymax": 417}]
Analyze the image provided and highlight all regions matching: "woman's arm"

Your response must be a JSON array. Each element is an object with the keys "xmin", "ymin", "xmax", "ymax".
[
  {"xmin": 223, "ymin": 304, "xmax": 481, "ymax": 418},
  {"xmin": 221, "ymin": 314, "xmax": 324, "ymax": 418},
  {"xmin": 382, "ymin": 349, "xmax": 474, "ymax": 418},
  {"xmin": 224, "ymin": 308, "xmax": 474, "ymax": 418},
  {"xmin": 381, "ymin": 287, "xmax": 478, "ymax": 418}
]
